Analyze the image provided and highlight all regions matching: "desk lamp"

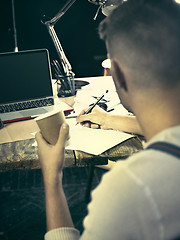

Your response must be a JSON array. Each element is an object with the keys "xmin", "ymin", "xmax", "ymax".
[{"xmin": 41, "ymin": 0, "xmax": 124, "ymax": 97}]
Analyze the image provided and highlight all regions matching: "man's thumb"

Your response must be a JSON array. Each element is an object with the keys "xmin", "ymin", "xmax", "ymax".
[{"xmin": 56, "ymin": 122, "xmax": 69, "ymax": 146}]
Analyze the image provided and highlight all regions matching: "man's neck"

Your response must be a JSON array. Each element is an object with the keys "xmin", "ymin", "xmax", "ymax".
[{"xmin": 132, "ymin": 90, "xmax": 180, "ymax": 141}]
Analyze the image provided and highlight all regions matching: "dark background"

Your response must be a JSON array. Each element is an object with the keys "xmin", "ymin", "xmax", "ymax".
[{"xmin": 0, "ymin": 0, "xmax": 107, "ymax": 78}]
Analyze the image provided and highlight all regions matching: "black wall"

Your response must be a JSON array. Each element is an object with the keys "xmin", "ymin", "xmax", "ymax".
[{"xmin": 0, "ymin": 0, "xmax": 107, "ymax": 77}]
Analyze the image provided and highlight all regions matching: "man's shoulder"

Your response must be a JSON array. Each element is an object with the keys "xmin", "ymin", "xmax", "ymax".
[
  {"xmin": 103, "ymin": 125, "xmax": 180, "ymax": 191},
  {"xmin": 125, "ymin": 125, "xmax": 180, "ymax": 168},
  {"xmin": 110, "ymin": 138, "xmax": 180, "ymax": 187}
]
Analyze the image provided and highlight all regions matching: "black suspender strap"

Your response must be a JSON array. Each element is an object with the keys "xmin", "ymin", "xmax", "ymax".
[{"xmin": 146, "ymin": 141, "xmax": 180, "ymax": 159}]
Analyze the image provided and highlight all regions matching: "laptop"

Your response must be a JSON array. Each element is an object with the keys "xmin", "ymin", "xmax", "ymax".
[{"xmin": 0, "ymin": 49, "xmax": 73, "ymax": 123}]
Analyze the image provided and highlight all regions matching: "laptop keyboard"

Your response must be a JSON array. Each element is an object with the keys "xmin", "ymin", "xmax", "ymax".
[{"xmin": 0, "ymin": 98, "xmax": 54, "ymax": 113}]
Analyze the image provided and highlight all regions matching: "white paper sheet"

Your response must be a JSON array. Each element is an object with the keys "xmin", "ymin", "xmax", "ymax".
[
  {"xmin": 65, "ymin": 119, "xmax": 133, "ymax": 155},
  {"xmin": 73, "ymin": 76, "xmax": 120, "ymax": 115},
  {"xmin": 32, "ymin": 113, "xmax": 133, "ymax": 155}
]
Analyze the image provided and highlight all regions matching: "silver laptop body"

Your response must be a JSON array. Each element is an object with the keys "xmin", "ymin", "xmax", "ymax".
[{"xmin": 0, "ymin": 49, "xmax": 56, "ymax": 123}]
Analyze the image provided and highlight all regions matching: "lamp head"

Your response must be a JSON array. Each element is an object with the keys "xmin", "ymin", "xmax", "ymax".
[{"xmin": 88, "ymin": 0, "xmax": 127, "ymax": 16}]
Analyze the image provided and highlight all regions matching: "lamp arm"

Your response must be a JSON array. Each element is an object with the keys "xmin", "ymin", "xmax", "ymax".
[
  {"xmin": 42, "ymin": 0, "xmax": 78, "ymax": 76},
  {"xmin": 45, "ymin": 0, "xmax": 78, "ymax": 26},
  {"xmin": 41, "ymin": 0, "xmax": 78, "ymax": 96},
  {"xmin": 46, "ymin": 25, "xmax": 73, "ymax": 77}
]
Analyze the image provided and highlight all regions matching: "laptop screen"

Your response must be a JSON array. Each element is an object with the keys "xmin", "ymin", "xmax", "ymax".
[{"xmin": 0, "ymin": 49, "xmax": 53, "ymax": 104}]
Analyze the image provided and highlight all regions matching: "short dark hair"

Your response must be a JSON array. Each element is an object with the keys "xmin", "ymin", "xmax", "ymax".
[{"xmin": 99, "ymin": 0, "xmax": 180, "ymax": 89}]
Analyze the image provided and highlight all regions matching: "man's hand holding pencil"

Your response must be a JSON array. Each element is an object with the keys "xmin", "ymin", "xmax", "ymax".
[{"xmin": 76, "ymin": 90, "xmax": 110, "ymax": 129}]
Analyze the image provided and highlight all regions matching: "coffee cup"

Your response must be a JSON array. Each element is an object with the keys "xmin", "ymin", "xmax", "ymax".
[{"xmin": 35, "ymin": 110, "xmax": 68, "ymax": 145}]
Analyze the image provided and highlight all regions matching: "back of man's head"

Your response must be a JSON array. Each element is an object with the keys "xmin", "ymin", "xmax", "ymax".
[{"xmin": 99, "ymin": 0, "xmax": 180, "ymax": 90}]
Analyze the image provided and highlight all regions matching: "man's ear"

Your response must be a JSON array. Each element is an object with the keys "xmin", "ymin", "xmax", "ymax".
[{"xmin": 111, "ymin": 59, "xmax": 128, "ymax": 91}]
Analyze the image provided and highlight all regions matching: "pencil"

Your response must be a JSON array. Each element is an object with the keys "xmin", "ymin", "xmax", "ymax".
[
  {"xmin": 84, "ymin": 90, "xmax": 109, "ymax": 114},
  {"xmin": 75, "ymin": 90, "xmax": 109, "ymax": 126}
]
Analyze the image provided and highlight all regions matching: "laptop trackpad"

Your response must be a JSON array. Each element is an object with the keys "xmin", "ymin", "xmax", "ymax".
[{"xmin": 21, "ymin": 108, "xmax": 48, "ymax": 117}]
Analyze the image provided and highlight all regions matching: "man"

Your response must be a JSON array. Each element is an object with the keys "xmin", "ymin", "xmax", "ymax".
[{"xmin": 36, "ymin": 0, "xmax": 180, "ymax": 239}]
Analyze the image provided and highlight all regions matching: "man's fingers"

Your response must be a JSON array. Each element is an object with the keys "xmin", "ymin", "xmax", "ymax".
[
  {"xmin": 91, "ymin": 123, "xmax": 100, "ymax": 129},
  {"xmin": 82, "ymin": 121, "xmax": 91, "ymax": 128},
  {"xmin": 35, "ymin": 131, "xmax": 45, "ymax": 145},
  {"xmin": 56, "ymin": 123, "xmax": 69, "ymax": 147},
  {"xmin": 36, "ymin": 123, "xmax": 69, "ymax": 148},
  {"xmin": 77, "ymin": 114, "xmax": 92, "ymax": 123},
  {"xmin": 78, "ymin": 108, "xmax": 87, "ymax": 116},
  {"xmin": 35, "ymin": 131, "xmax": 41, "ymax": 143}
]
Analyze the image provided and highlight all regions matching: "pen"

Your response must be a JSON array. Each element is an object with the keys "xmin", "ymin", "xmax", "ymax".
[
  {"xmin": 53, "ymin": 60, "xmax": 63, "ymax": 75},
  {"xmin": 55, "ymin": 59, "xmax": 64, "ymax": 73},
  {"xmin": 85, "ymin": 90, "xmax": 109, "ymax": 114},
  {"xmin": 55, "ymin": 74, "xmax": 69, "ymax": 90},
  {"xmin": 76, "ymin": 90, "xmax": 109, "ymax": 125}
]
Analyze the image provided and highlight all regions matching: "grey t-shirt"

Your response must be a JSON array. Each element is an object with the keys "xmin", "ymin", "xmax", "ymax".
[{"xmin": 45, "ymin": 125, "xmax": 180, "ymax": 240}]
